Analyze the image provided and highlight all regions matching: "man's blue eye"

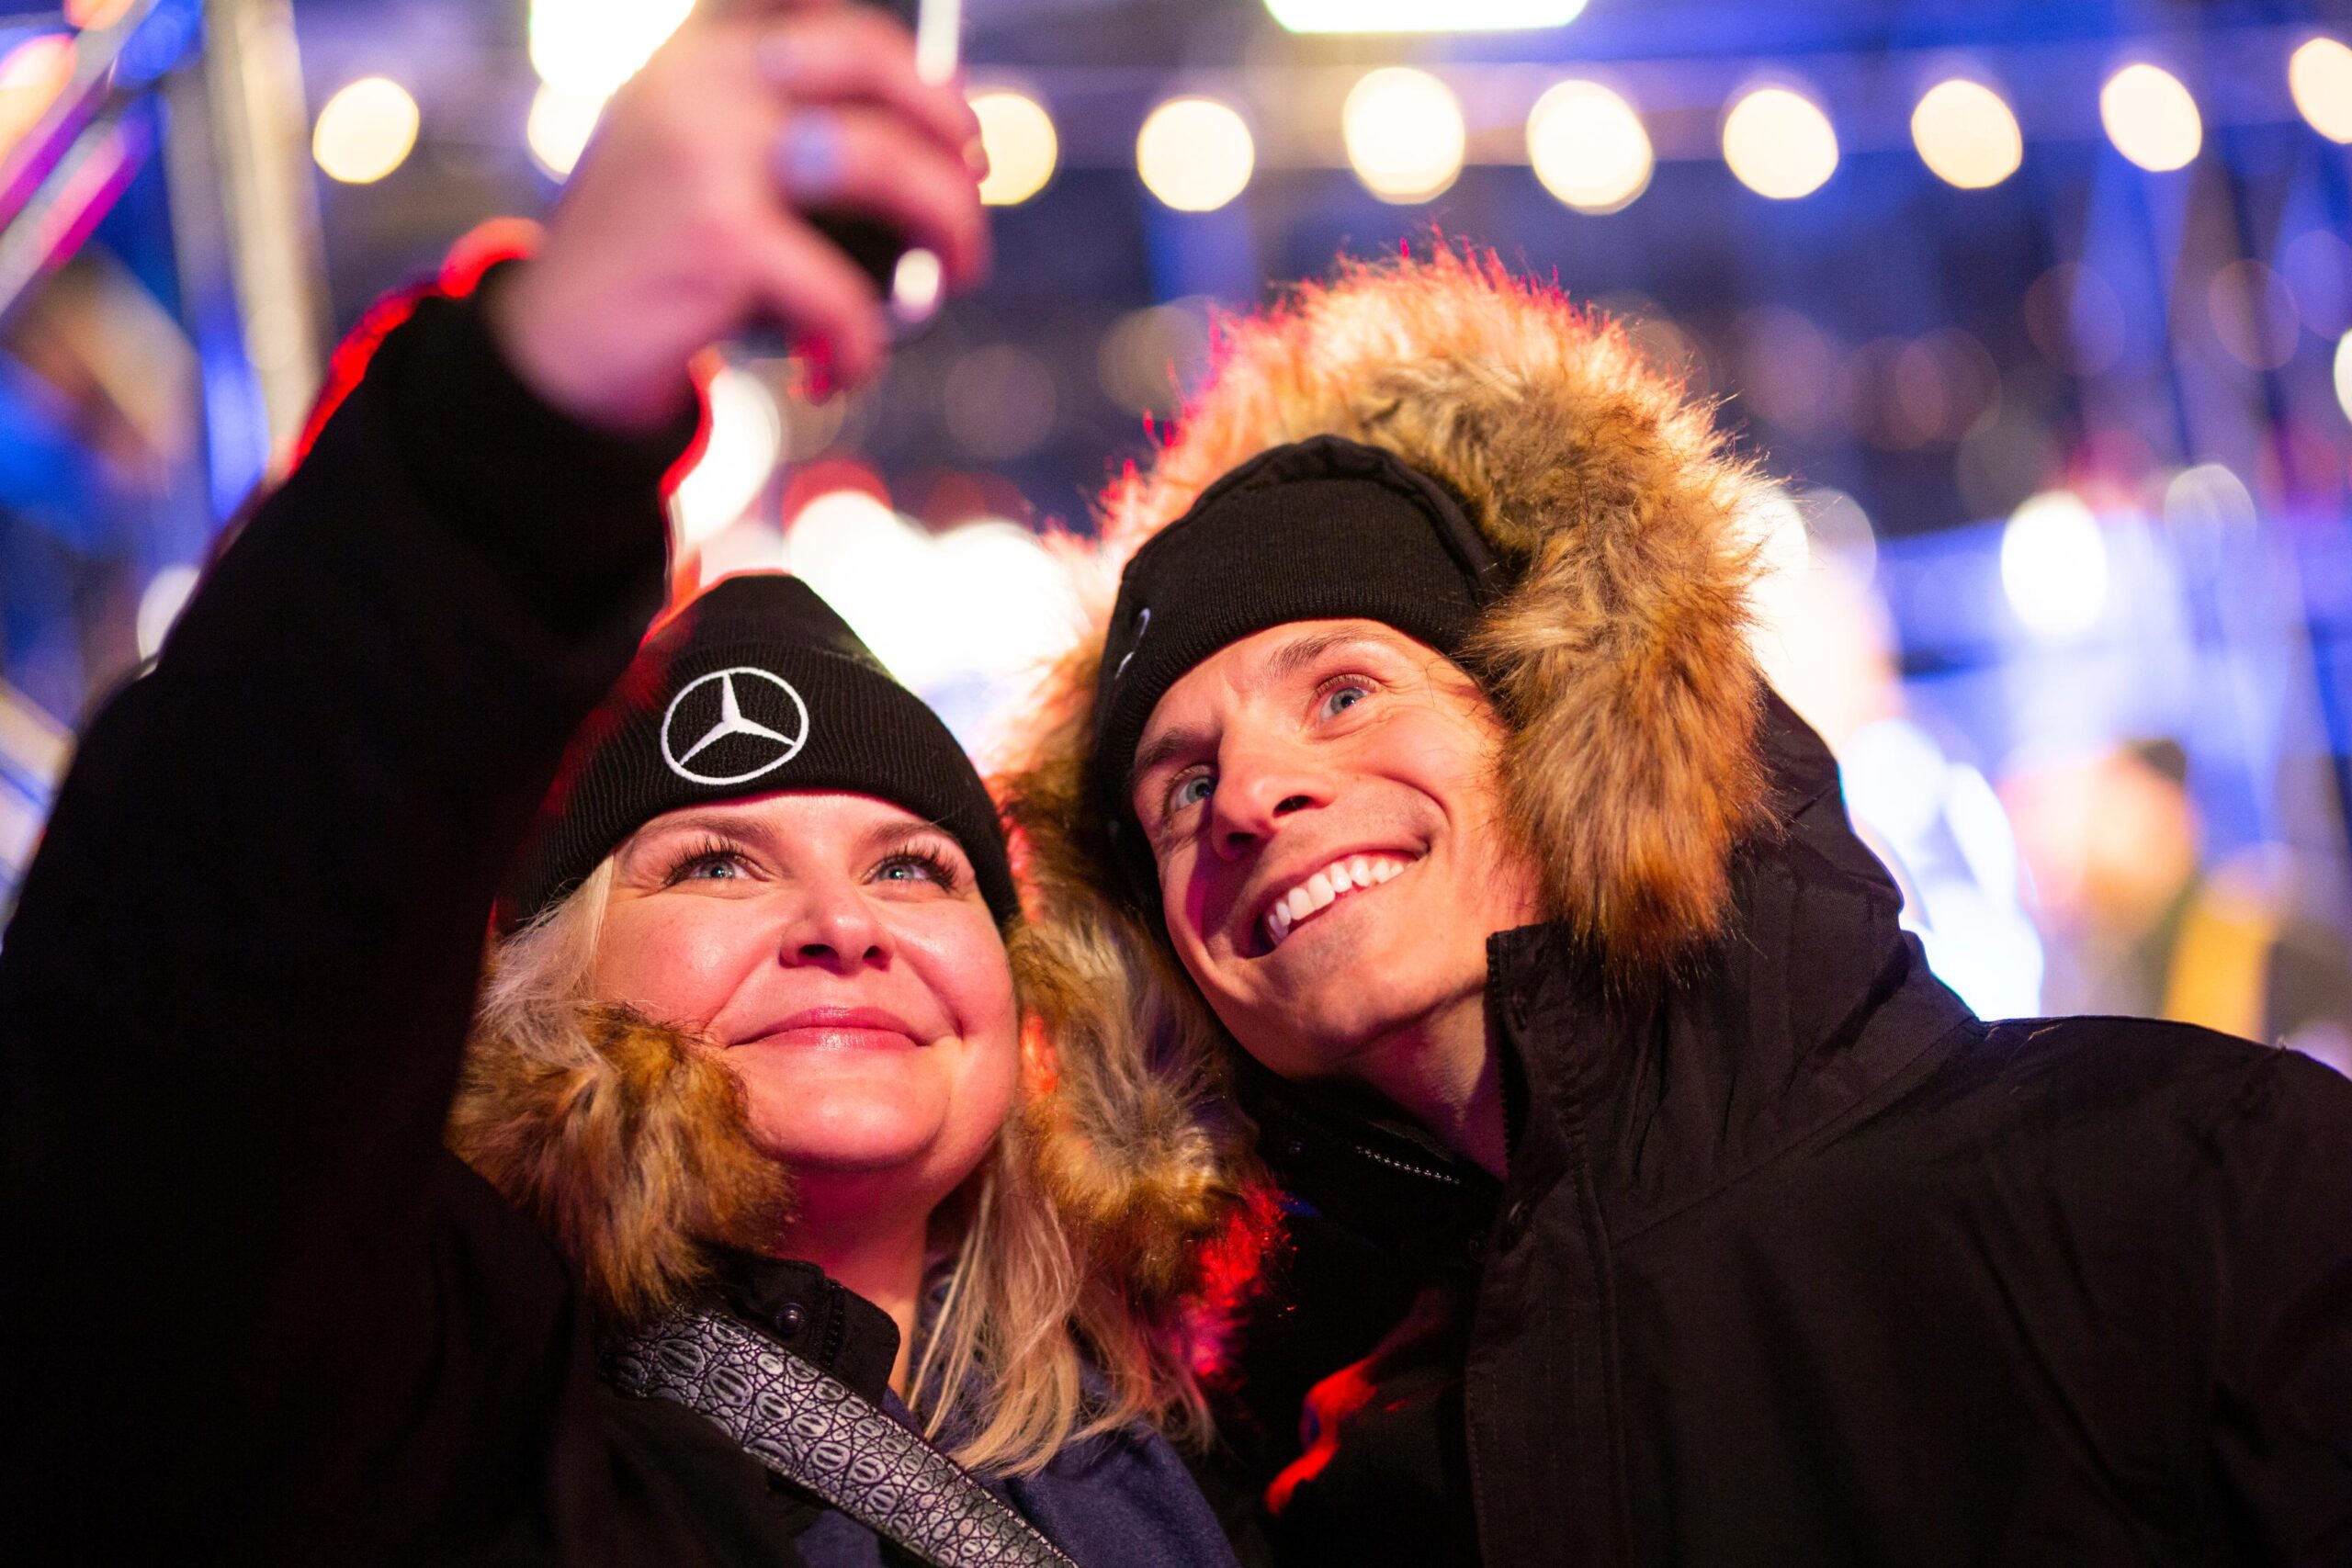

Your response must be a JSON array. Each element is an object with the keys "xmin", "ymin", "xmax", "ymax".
[
  {"xmin": 1171, "ymin": 774, "xmax": 1216, "ymax": 810},
  {"xmin": 1320, "ymin": 685, "xmax": 1369, "ymax": 718}
]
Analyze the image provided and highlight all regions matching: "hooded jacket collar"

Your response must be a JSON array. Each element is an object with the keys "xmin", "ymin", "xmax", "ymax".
[{"xmin": 1241, "ymin": 696, "xmax": 1977, "ymax": 1255}]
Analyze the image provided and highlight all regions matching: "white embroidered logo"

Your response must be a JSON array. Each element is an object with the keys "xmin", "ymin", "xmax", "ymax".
[
  {"xmin": 661, "ymin": 668, "xmax": 810, "ymax": 785},
  {"xmin": 1113, "ymin": 606, "xmax": 1152, "ymax": 682}
]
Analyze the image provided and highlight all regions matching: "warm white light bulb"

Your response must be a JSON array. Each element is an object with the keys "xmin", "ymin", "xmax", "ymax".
[
  {"xmin": 972, "ymin": 89, "xmax": 1057, "ymax": 206},
  {"xmin": 2100, "ymin": 62, "xmax": 2201, "ymax": 172},
  {"xmin": 1911, "ymin": 79, "xmax": 2023, "ymax": 190},
  {"xmin": 2290, "ymin": 36, "xmax": 2352, "ymax": 142},
  {"xmin": 1723, "ymin": 86, "xmax": 1838, "ymax": 200},
  {"xmin": 1526, "ymin": 80, "xmax": 1652, "ymax": 213},
  {"xmin": 1136, "ymin": 96, "xmax": 1256, "ymax": 212},
  {"xmin": 526, "ymin": 83, "xmax": 605, "ymax": 180},
  {"xmin": 1342, "ymin": 67, "xmax": 1466, "ymax": 204},
  {"xmin": 311, "ymin": 76, "xmax": 421, "ymax": 186}
]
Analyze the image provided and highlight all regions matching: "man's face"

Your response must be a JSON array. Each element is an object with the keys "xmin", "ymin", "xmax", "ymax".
[{"xmin": 1127, "ymin": 619, "xmax": 1543, "ymax": 1083}]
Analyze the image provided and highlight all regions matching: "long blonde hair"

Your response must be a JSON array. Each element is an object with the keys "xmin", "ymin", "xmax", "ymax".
[{"xmin": 451, "ymin": 857, "xmax": 1236, "ymax": 1476}]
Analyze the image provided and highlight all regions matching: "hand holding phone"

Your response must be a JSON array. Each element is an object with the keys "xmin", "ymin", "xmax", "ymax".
[
  {"xmin": 807, "ymin": 0, "xmax": 963, "ymax": 326},
  {"xmin": 489, "ymin": 0, "xmax": 984, "ymax": 432}
]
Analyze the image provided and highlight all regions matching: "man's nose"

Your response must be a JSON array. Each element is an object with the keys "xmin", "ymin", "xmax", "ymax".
[
  {"xmin": 1209, "ymin": 737, "xmax": 1330, "ymax": 860},
  {"xmin": 775, "ymin": 870, "xmax": 891, "ymax": 972}
]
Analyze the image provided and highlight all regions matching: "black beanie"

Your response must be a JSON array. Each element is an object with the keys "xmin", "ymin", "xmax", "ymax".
[
  {"xmin": 502, "ymin": 573, "xmax": 1019, "ymax": 929},
  {"xmin": 1089, "ymin": 435, "xmax": 1507, "ymax": 903}
]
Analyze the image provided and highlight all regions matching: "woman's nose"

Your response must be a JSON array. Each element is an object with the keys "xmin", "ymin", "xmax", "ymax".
[{"xmin": 775, "ymin": 873, "xmax": 891, "ymax": 971}]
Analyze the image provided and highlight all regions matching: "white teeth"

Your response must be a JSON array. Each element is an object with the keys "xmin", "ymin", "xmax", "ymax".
[{"xmin": 1259, "ymin": 853, "xmax": 1416, "ymax": 951}]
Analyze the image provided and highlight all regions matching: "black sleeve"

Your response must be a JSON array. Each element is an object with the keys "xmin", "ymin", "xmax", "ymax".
[
  {"xmin": 0, "ymin": 284, "xmax": 688, "ymax": 1550},
  {"xmin": 2206, "ymin": 1052, "xmax": 2352, "ymax": 1563}
]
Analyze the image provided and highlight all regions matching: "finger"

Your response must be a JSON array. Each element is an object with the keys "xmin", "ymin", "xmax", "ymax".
[
  {"xmin": 755, "ymin": 7, "xmax": 980, "ymax": 163},
  {"xmin": 772, "ymin": 107, "xmax": 989, "ymax": 286},
  {"xmin": 703, "ymin": 0, "xmax": 844, "ymax": 21},
  {"xmin": 749, "ymin": 218, "xmax": 888, "ymax": 388}
]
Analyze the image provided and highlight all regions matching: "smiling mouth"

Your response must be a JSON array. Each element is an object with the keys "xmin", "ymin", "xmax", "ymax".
[
  {"xmin": 1259, "ymin": 853, "xmax": 1415, "ymax": 952},
  {"xmin": 742, "ymin": 1025, "xmax": 921, "ymax": 1052}
]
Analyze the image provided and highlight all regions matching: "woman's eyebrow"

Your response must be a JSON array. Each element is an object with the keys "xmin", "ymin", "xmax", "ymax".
[{"xmin": 856, "ymin": 817, "xmax": 967, "ymax": 863}]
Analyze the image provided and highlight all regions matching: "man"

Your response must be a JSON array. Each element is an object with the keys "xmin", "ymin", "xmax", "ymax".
[{"xmin": 1002, "ymin": 249, "xmax": 2352, "ymax": 1566}]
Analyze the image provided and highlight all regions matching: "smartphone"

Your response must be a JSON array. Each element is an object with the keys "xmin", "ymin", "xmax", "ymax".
[{"xmin": 815, "ymin": 0, "xmax": 962, "ymax": 328}]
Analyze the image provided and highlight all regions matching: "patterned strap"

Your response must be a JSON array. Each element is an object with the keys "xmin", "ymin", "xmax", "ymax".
[{"xmin": 603, "ymin": 1308, "xmax": 1080, "ymax": 1568}]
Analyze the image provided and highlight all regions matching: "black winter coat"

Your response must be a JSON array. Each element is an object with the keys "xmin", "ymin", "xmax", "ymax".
[
  {"xmin": 1214, "ymin": 697, "xmax": 2352, "ymax": 1567},
  {"xmin": 0, "ymin": 293, "xmax": 1227, "ymax": 1568}
]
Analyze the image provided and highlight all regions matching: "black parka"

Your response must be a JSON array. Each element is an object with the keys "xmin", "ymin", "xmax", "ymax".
[
  {"xmin": 0, "ymin": 292, "xmax": 1229, "ymax": 1567},
  {"xmin": 1214, "ymin": 697, "xmax": 2352, "ymax": 1567}
]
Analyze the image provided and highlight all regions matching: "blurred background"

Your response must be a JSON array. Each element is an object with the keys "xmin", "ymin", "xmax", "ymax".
[{"xmin": 2, "ymin": 0, "xmax": 2350, "ymax": 1065}]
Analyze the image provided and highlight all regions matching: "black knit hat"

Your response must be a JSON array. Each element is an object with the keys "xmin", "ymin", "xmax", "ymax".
[
  {"xmin": 1090, "ymin": 435, "xmax": 1507, "ymax": 903},
  {"xmin": 502, "ymin": 573, "xmax": 1018, "ymax": 929}
]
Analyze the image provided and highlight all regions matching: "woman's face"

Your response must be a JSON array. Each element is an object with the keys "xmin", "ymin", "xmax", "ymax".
[{"xmin": 590, "ymin": 792, "xmax": 1017, "ymax": 1207}]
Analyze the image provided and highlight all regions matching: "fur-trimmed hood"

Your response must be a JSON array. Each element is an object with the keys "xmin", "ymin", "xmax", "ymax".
[
  {"xmin": 448, "ymin": 1002, "xmax": 790, "ymax": 1325},
  {"xmin": 997, "ymin": 245, "xmax": 1779, "ymax": 1277}
]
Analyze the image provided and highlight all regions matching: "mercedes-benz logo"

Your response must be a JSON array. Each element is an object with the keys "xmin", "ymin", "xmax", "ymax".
[{"xmin": 660, "ymin": 667, "xmax": 810, "ymax": 786}]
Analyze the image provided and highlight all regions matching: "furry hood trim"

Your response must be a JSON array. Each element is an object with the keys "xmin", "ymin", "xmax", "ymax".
[
  {"xmin": 1008, "ymin": 245, "xmax": 1773, "ymax": 971},
  {"xmin": 447, "ymin": 1003, "xmax": 791, "ymax": 1325}
]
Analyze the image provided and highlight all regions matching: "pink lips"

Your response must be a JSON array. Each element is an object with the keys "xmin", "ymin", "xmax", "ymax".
[{"xmin": 738, "ymin": 1006, "xmax": 923, "ymax": 1051}]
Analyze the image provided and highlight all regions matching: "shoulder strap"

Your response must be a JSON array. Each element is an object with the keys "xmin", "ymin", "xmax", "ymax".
[{"xmin": 604, "ymin": 1308, "xmax": 1080, "ymax": 1568}]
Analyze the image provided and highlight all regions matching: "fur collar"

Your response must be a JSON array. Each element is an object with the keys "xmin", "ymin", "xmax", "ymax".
[
  {"xmin": 993, "ymin": 248, "xmax": 1777, "ymax": 1280},
  {"xmin": 447, "ymin": 1004, "xmax": 790, "ymax": 1325}
]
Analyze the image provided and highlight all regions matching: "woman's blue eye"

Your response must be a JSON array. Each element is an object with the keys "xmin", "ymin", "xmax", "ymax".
[
  {"xmin": 875, "ymin": 849, "xmax": 959, "ymax": 889},
  {"xmin": 669, "ymin": 852, "xmax": 746, "ymax": 884},
  {"xmin": 1170, "ymin": 773, "xmax": 1216, "ymax": 811}
]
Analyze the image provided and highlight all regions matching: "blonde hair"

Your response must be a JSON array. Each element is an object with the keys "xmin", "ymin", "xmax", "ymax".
[{"xmin": 451, "ymin": 858, "xmax": 1228, "ymax": 1477}]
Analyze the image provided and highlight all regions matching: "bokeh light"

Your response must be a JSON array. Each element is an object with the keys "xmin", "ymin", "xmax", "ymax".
[
  {"xmin": 783, "ymin": 492, "xmax": 1079, "ymax": 695},
  {"xmin": 1526, "ymin": 80, "xmax": 1652, "ymax": 214},
  {"xmin": 1722, "ymin": 86, "xmax": 1838, "ymax": 200},
  {"xmin": 1910, "ymin": 79, "xmax": 2022, "ymax": 190},
  {"xmin": 528, "ymin": 0, "xmax": 691, "ymax": 98},
  {"xmin": 1098, "ymin": 298, "xmax": 1214, "ymax": 416},
  {"xmin": 2289, "ymin": 36, "xmax": 2352, "ymax": 142},
  {"xmin": 2163, "ymin": 464, "xmax": 2257, "ymax": 534},
  {"xmin": 2099, "ymin": 62, "xmax": 2201, "ymax": 173},
  {"xmin": 2335, "ymin": 332, "xmax": 2352, "ymax": 424},
  {"xmin": 525, "ymin": 83, "xmax": 605, "ymax": 179},
  {"xmin": 1267, "ymin": 0, "xmax": 1588, "ymax": 31},
  {"xmin": 2207, "ymin": 260, "xmax": 2300, "ymax": 372},
  {"xmin": 0, "ymin": 33, "xmax": 78, "ymax": 155},
  {"xmin": 2283, "ymin": 230, "xmax": 2352, "ymax": 338},
  {"xmin": 311, "ymin": 77, "xmax": 422, "ymax": 186},
  {"xmin": 136, "ymin": 565, "xmax": 200, "ymax": 662},
  {"xmin": 63, "ymin": 0, "xmax": 135, "ymax": 29},
  {"xmin": 2001, "ymin": 491, "xmax": 2108, "ymax": 640},
  {"xmin": 1342, "ymin": 67, "xmax": 1466, "ymax": 204},
  {"xmin": 943, "ymin": 344, "xmax": 1058, "ymax": 460},
  {"xmin": 971, "ymin": 88, "xmax": 1057, "ymax": 207},
  {"xmin": 2024, "ymin": 261, "xmax": 2129, "ymax": 377},
  {"xmin": 671, "ymin": 366, "xmax": 782, "ymax": 547},
  {"xmin": 1842, "ymin": 717, "xmax": 1950, "ymax": 850},
  {"xmin": 1136, "ymin": 96, "xmax": 1255, "ymax": 212}
]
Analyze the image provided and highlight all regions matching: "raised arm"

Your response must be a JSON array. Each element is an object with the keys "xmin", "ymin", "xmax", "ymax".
[{"xmin": 0, "ymin": 0, "xmax": 982, "ymax": 1545}]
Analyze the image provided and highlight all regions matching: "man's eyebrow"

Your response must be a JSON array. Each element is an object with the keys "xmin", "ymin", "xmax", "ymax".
[
  {"xmin": 1264, "ymin": 628, "xmax": 1390, "ymax": 685},
  {"xmin": 1132, "ymin": 724, "xmax": 1213, "ymax": 789},
  {"xmin": 1129, "ymin": 630, "xmax": 1397, "ymax": 792}
]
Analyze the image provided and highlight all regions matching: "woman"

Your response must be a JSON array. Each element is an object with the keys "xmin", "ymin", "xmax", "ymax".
[
  {"xmin": 0, "ymin": 3, "xmax": 1250, "ymax": 1559},
  {"xmin": 448, "ymin": 570, "xmax": 1250, "ymax": 1564}
]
